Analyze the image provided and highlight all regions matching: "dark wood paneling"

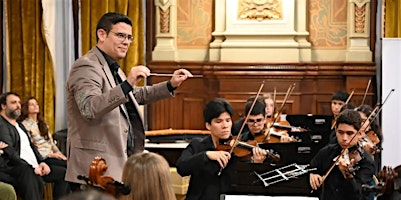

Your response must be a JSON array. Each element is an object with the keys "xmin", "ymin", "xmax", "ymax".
[
  {"xmin": 0, "ymin": 1, "xmax": 3, "ymax": 91},
  {"xmin": 147, "ymin": 62, "xmax": 377, "ymax": 130}
]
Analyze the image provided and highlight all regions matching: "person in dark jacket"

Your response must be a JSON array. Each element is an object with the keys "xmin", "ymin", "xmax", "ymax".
[
  {"xmin": 176, "ymin": 98, "xmax": 267, "ymax": 200},
  {"xmin": 0, "ymin": 92, "xmax": 69, "ymax": 200},
  {"xmin": 310, "ymin": 109, "xmax": 375, "ymax": 200}
]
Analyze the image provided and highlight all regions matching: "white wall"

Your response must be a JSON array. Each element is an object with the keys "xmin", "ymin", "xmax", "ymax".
[{"xmin": 381, "ymin": 38, "xmax": 401, "ymax": 168}]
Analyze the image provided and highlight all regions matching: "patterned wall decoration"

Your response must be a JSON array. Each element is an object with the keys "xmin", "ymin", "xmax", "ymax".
[
  {"xmin": 309, "ymin": 0, "xmax": 348, "ymax": 49},
  {"xmin": 177, "ymin": 0, "xmax": 213, "ymax": 49}
]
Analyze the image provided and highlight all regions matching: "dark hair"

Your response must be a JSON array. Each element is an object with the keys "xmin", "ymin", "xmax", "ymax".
[
  {"xmin": 244, "ymin": 99, "xmax": 266, "ymax": 117},
  {"xmin": 335, "ymin": 109, "xmax": 362, "ymax": 131},
  {"xmin": 18, "ymin": 97, "xmax": 50, "ymax": 140},
  {"xmin": 204, "ymin": 98, "xmax": 233, "ymax": 124},
  {"xmin": 246, "ymin": 96, "xmax": 266, "ymax": 106},
  {"xmin": 96, "ymin": 12, "xmax": 132, "ymax": 41},
  {"xmin": 0, "ymin": 92, "xmax": 20, "ymax": 110},
  {"xmin": 332, "ymin": 90, "xmax": 349, "ymax": 102},
  {"xmin": 340, "ymin": 103, "xmax": 356, "ymax": 112},
  {"xmin": 355, "ymin": 104, "xmax": 383, "ymax": 141}
]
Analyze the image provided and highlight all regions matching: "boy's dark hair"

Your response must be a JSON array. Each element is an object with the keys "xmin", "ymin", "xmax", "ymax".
[
  {"xmin": 340, "ymin": 103, "xmax": 356, "ymax": 112},
  {"xmin": 0, "ymin": 92, "xmax": 20, "ymax": 110},
  {"xmin": 246, "ymin": 96, "xmax": 266, "ymax": 107},
  {"xmin": 335, "ymin": 109, "xmax": 362, "ymax": 131},
  {"xmin": 96, "ymin": 12, "xmax": 132, "ymax": 41},
  {"xmin": 244, "ymin": 99, "xmax": 266, "ymax": 117},
  {"xmin": 332, "ymin": 90, "xmax": 349, "ymax": 102},
  {"xmin": 204, "ymin": 98, "xmax": 233, "ymax": 124}
]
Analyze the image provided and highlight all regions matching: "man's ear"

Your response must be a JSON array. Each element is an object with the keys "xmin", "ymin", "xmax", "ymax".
[
  {"xmin": 97, "ymin": 29, "xmax": 107, "ymax": 42},
  {"xmin": 205, "ymin": 122, "xmax": 211, "ymax": 131}
]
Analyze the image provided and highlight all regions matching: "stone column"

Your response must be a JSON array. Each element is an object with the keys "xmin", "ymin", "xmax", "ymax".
[
  {"xmin": 153, "ymin": 0, "xmax": 178, "ymax": 60},
  {"xmin": 209, "ymin": 0, "xmax": 226, "ymax": 61},
  {"xmin": 346, "ymin": 0, "xmax": 372, "ymax": 61},
  {"xmin": 295, "ymin": 0, "xmax": 312, "ymax": 62}
]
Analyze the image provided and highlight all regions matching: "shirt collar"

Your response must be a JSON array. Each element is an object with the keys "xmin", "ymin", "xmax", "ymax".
[{"xmin": 97, "ymin": 46, "xmax": 120, "ymax": 74}]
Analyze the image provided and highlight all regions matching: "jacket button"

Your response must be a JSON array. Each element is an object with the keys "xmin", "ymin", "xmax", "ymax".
[{"xmin": 124, "ymin": 129, "xmax": 128, "ymax": 133}]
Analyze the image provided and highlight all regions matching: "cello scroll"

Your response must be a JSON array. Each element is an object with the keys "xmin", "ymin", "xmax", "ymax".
[{"xmin": 78, "ymin": 157, "xmax": 130, "ymax": 197}]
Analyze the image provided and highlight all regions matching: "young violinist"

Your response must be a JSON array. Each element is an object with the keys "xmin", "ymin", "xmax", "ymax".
[
  {"xmin": 240, "ymin": 99, "xmax": 293, "ymax": 145},
  {"xmin": 176, "ymin": 98, "xmax": 267, "ymax": 200},
  {"xmin": 263, "ymin": 93, "xmax": 275, "ymax": 118},
  {"xmin": 231, "ymin": 96, "xmax": 265, "ymax": 135},
  {"xmin": 328, "ymin": 91, "xmax": 350, "ymax": 144},
  {"xmin": 355, "ymin": 104, "xmax": 383, "ymax": 173},
  {"xmin": 309, "ymin": 109, "xmax": 375, "ymax": 200}
]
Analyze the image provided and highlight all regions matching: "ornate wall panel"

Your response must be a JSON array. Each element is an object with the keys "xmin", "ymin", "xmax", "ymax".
[
  {"xmin": 309, "ymin": 0, "xmax": 348, "ymax": 49},
  {"xmin": 176, "ymin": 0, "xmax": 213, "ymax": 49}
]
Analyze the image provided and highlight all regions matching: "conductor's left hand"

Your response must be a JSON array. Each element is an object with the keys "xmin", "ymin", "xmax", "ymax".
[{"xmin": 170, "ymin": 69, "xmax": 193, "ymax": 88}]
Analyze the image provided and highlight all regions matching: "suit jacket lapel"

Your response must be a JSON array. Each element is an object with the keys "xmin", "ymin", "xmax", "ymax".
[{"xmin": 92, "ymin": 47, "xmax": 116, "ymax": 88}]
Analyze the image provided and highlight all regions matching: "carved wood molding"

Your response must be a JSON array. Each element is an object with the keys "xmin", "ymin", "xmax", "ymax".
[
  {"xmin": 149, "ymin": 61, "xmax": 376, "ymax": 76},
  {"xmin": 147, "ymin": 61, "xmax": 376, "ymax": 130}
]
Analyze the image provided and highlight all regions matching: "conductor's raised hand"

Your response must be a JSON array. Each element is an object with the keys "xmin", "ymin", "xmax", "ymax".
[
  {"xmin": 126, "ymin": 65, "xmax": 151, "ymax": 86},
  {"xmin": 170, "ymin": 69, "xmax": 193, "ymax": 88}
]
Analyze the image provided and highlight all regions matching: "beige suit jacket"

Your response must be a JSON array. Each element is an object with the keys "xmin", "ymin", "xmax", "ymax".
[{"xmin": 65, "ymin": 47, "xmax": 171, "ymax": 183}]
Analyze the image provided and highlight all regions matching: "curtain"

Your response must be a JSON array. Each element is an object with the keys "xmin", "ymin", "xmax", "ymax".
[
  {"xmin": 5, "ymin": 0, "xmax": 55, "ymax": 132},
  {"xmin": 80, "ymin": 0, "xmax": 145, "ymax": 75},
  {"xmin": 385, "ymin": 0, "xmax": 401, "ymax": 37}
]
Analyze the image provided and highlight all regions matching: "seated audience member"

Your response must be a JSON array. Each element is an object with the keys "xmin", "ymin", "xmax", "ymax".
[
  {"xmin": 309, "ymin": 109, "xmax": 375, "ymax": 200},
  {"xmin": 0, "ymin": 92, "xmax": 70, "ymax": 200},
  {"xmin": 18, "ymin": 96, "xmax": 67, "ymax": 168},
  {"xmin": 0, "ymin": 141, "xmax": 17, "ymax": 200},
  {"xmin": 0, "ymin": 181, "xmax": 16, "ymax": 200},
  {"xmin": 119, "ymin": 152, "xmax": 176, "ymax": 200},
  {"xmin": 60, "ymin": 190, "xmax": 116, "ymax": 200},
  {"xmin": 176, "ymin": 98, "xmax": 268, "ymax": 199}
]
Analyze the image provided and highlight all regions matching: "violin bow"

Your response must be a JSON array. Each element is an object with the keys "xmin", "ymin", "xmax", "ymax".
[
  {"xmin": 331, "ymin": 89, "xmax": 355, "ymax": 130},
  {"xmin": 364, "ymin": 89, "xmax": 395, "ymax": 129},
  {"xmin": 360, "ymin": 79, "xmax": 371, "ymax": 106},
  {"xmin": 273, "ymin": 87, "xmax": 277, "ymax": 114},
  {"xmin": 217, "ymin": 81, "xmax": 265, "ymax": 176},
  {"xmin": 262, "ymin": 83, "xmax": 296, "ymax": 142},
  {"xmin": 321, "ymin": 89, "xmax": 395, "ymax": 182},
  {"xmin": 345, "ymin": 89, "xmax": 355, "ymax": 105}
]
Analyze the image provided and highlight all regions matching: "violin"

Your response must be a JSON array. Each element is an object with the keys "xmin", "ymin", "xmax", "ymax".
[
  {"xmin": 322, "ymin": 143, "xmax": 364, "ymax": 182},
  {"xmin": 78, "ymin": 157, "xmax": 130, "ymax": 197},
  {"xmin": 262, "ymin": 115, "xmax": 299, "ymax": 143},
  {"xmin": 216, "ymin": 136, "xmax": 280, "ymax": 163},
  {"xmin": 360, "ymin": 131, "xmax": 381, "ymax": 155},
  {"xmin": 362, "ymin": 166, "xmax": 400, "ymax": 198},
  {"xmin": 341, "ymin": 145, "xmax": 363, "ymax": 179}
]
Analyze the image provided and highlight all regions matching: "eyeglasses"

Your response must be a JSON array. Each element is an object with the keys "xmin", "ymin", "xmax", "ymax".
[
  {"xmin": 247, "ymin": 118, "xmax": 264, "ymax": 124},
  {"xmin": 109, "ymin": 31, "xmax": 134, "ymax": 42}
]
